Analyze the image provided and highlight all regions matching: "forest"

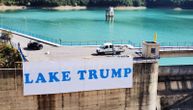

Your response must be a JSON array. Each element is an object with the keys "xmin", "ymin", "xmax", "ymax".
[
  {"xmin": 146, "ymin": 0, "xmax": 193, "ymax": 9},
  {"xmin": 0, "ymin": 0, "xmax": 193, "ymax": 8}
]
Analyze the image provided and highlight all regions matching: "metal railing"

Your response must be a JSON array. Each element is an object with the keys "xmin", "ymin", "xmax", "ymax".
[
  {"xmin": 159, "ymin": 42, "xmax": 193, "ymax": 51},
  {"xmin": 160, "ymin": 42, "xmax": 193, "ymax": 47},
  {"xmin": 0, "ymin": 25, "xmax": 61, "ymax": 45},
  {"xmin": 1, "ymin": 25, "xmax": 193, "ymax": 48},
  {"xmin": 11, "ymin": 41, "xmax": 28, "ymax": 62},
  {"xmin": 60, "ymin": 40, "xmax": 135, "ymax": 46}
]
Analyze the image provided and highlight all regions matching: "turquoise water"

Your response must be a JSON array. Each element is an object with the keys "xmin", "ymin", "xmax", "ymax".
[
  {"xmin": 1, "ymin": 9, "xmax": 193, "ymax": 43},
  {"xmin": 159, "ymin": 57, "xmax": 193, "ymax": 66},
  {"xmin": 1, "ymin": 9, "xmax": 193, "ymax": 65}
]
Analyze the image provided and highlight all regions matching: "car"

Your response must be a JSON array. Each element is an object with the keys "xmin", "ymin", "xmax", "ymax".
[{"xmin": 27, "ymin": 41, "xmax": 43, "ymax": 50}]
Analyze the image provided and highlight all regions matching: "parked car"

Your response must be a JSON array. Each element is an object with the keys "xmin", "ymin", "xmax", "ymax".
[
  {"xmin": 96, "ymin": 42, "xmax": 124, "ymax": 55},
  {"xmin": 27, "ymin": 41, "xmax": 43, "ymax": 50}
]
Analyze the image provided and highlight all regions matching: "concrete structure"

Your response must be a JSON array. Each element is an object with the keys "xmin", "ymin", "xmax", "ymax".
[
  {"xmin": 1, "ymin": 28, "xmax": 193, "ymax": 110},
  {"xmin": 158, "ymin": 65, "xmax": 193, "ymax": 110},
  {"xmin": 105, "ymin": 7, "xmax": 114, "ymax": 21},
  {"xmin": 0, "ymin": 61, "xmax": 158, "ymax": 110},
  {"xmin": 0, "ymin": 29, "xmax": 160, "ymax": 110},
  {"xmin": 160, "ymin": 49, "xmax": 193, "ymax": 57},
  {"xmin": 2, "ymin": 63, "xmax": 193, "ymax": 110},
  {"xmin": 142, "ymin": 41, "xmax": 160, "ymax": 58}
]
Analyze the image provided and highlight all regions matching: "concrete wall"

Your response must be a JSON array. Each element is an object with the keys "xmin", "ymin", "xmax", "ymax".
[
  {"xmin": 0, "ymin": 62, "xmax": 158, "ymax": 110},
  {"xmin": 158, "ymin": 65, "xmax": 193, "ymax": 110},
  {"xmin": 160, "ymin": 50, "xmax": 193, "ymax": 57}
]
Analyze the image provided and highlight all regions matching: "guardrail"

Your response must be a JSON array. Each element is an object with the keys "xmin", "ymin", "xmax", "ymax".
[
  {"xmin": 11, "ymin": 42, "xmax": 28, "ymax": 62},
  {"xmin": 60, "ymin": 40, "xmax": 135, "ymax": 46},
  {"xmin": 132, "ymin": 42, "xmax": 193, "ymax": 48},
  {"xmin": 160, "ymin": 42, "xmax": 193, "ymax": 47},
  {"xmin": 0, "ymin": 25, "xmax": 136, "ymax": 46},
  {"xmin": 160, "ymin": 46, "xmax": 193, "ymax": 51},
  {"xmin": 0, "ymin": 25, "xmax": 61, "ymax": 45},
  {"xmin": 1, "ymin": 25, "xmax": 193, "ymax": 47},
  {"xmin": 17, "ymin": 43, "xmax": 28, "ymax": 62}
]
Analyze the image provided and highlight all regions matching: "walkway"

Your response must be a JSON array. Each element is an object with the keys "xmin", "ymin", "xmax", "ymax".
[
  {"xmin": 10, "ymin": 33, "xmax": 139, "ymax": 62},
  {"xmin": 1, "ymin": 28, "xmax": 193, "ymax": 61}
]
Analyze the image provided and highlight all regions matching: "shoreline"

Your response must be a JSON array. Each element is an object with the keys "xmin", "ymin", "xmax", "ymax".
[
  {"xmin": 0, "ymin": 5, "xmax": 27, "ymax": 11},
  {"xmin": 114, "ymin": 6, "xmax": 146, "ymax": 10},
  {"xmin": 0, "ymin": 5, "xmax": 146, "ymax": 11},
  {"xmin": 1, "ymin": 5, "xmax": 193, "ymax": 11}
]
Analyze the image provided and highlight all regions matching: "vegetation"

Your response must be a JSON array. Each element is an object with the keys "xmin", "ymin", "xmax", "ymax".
[
  {"xmin": 146, "ymin": 0, "xmax": 193, "ymax": 8},
  {"xmin": 0, "ymin": 43, "xmax": 21, "ymax": 68},
  {"xmin": 1, "ymin": 0, "xmax": 193, "ymax": 8},
  {"xmin": 0, "ymin": 30, "xmax": 13, "ymax": 46},
  {"xmin": 0, "ymin": 0, "xmax": 145, "ymax": 7},
  {"xmin": 0, "ymin": 30, "xmax": 21, "ymax": 68}
]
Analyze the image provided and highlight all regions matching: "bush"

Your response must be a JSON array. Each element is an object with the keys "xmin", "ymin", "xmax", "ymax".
[{"xmin": 0, "ymin": 43, "xmax": 21, "ymax": 68}]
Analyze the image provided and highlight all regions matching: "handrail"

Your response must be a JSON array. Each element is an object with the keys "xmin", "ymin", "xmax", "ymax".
[
  {"xmin": 1, "ymin": 25, "xmax": 193, "ymax": 47},
  {"xmin": 10, "ymin": 41, "xmax": 28, "ymax": 62},
  {"xmin": 17, "ymin": 43, "xmax": 28, "ymax": 62}
]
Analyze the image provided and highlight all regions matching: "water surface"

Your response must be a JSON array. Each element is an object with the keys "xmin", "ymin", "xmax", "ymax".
[
  {"xmin": 1, "ymin": 9, "xmax": 193, "ymax": 65},
  {"xmin": 1, "ymin": 9, "xmax": 193, "ymax": 43}
]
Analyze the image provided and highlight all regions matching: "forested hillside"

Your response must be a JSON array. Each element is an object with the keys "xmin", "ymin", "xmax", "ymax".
[
  {"xmin": 0, "ymin": 0, "xmax": 144, "ymax": 7},
  {"xmin": 146, "ymin": 0, "xmax": 193, "ymax": 8},
  {"xmin": 0, "ymin": 0, "xmax": 193, "ymax": 8}
]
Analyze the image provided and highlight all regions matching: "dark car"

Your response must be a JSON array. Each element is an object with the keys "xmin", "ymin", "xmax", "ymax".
[{"xmin": 27, "ymin": 41, "xmax": 43, "ymax": 50}]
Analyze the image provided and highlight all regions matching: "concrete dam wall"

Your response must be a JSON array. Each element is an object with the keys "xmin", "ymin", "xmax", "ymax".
[
  {"xmin": 0, "ymin": 62, "xmax": 158, "ymax": 110},
  {"xmin": 158, "ymin": 65, "xmax": 193, "ymax": 110}
]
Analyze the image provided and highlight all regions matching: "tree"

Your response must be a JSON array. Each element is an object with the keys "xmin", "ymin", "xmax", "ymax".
[
  {"xmin": 0, "ymin": 30, "xmax": 13, "ymax": 46},
  {"xmin": 0, "ymin": 43, "xmax": 21, "ymax": 68}
]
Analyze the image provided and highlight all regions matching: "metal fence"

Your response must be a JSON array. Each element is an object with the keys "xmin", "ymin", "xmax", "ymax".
[
  {"xmin": 0, "ymin": 25, "xmax": 137, "ymax": 46},
  {"xmin": 1, "ymin": 25, "xmax": 193, "ymax": 47},
  {"xmin": 0, "ymin": 25, "xmax": 61, "ymax": 44},
  {"xmin": 60, "ymin": 40, "xmax": 135, "ymax": 46},
  {"xmin": 10, "ymin": 41, "xmax": 27, "ymax": 62},
  {"xmin": 160, "ymin": 42, "xmax": 193, "ymax": 47}
]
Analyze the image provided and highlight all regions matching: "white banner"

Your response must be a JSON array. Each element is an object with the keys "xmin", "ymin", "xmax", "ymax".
[{"xmin": 23, "ymin": 57, "xmax": 133, "ymax": 95}]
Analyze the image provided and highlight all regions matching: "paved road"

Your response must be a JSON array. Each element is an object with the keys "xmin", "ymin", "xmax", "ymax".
[
  {"xmin": 9, "ymin": 33, "xmax": 193, "ymax": 63},
  {"xmin": 11, "ymin": 34, "xmax": 138, "ymax": 62}
]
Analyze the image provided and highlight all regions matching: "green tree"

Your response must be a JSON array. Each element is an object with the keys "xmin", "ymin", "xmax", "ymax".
[
  {"xmin": 0, "ymin": 30, "xmax": 13, "ymax": 46},
  {"xmin": 0, "ymin": 43, "xmax": 21, "ymax": 68}
]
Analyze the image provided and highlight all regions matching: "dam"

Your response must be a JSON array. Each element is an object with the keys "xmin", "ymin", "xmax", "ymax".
[
  {"xmin": 1, "ymin": 29, "xmax": 193, "ymax": 110},
  {"xmin": 0, "ymin": 60, "xmax": 159, "ymax": 110},
  {"xmin": 2, "ymin": 63, "xmax": 193, "ymax": 110}
]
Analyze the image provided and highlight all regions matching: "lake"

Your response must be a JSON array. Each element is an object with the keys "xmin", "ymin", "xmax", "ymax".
[{"xmin": 0, "ymin": 8, "xmax": 193, "ymax": 65}]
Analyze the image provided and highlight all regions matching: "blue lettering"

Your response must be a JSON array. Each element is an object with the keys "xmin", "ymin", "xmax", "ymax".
[
  {"xmin": 100, "ymin": 69, "xmax": 109, "ymax": 79},
  {"xmin": 88, "ymin": 69, "xmax": 98, "ymax": 79},
  {"xmin": 124, "ymin": 68, "xmax": 132, "ymax": 77},
  {"xmin": 111, "ymin": 68, "xmax": 122, "ymax": 78},
  {"xmin": 62, "ymin": 71, "xmax": 71, "ymax": 81},
  {"xmin": 48, "ymin": 72, "xmax": 60, "ymax": 82},
  {"xmin": 35, "ymin": 73, "xmax": 47, "ymax": 83},
  {"xmin": 77, "ymin": 70, "xmax": 87, "ymax": 80},
  {"xmin": 24, "ymin": 73, "xmax": 33, "ymax": 84}
]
